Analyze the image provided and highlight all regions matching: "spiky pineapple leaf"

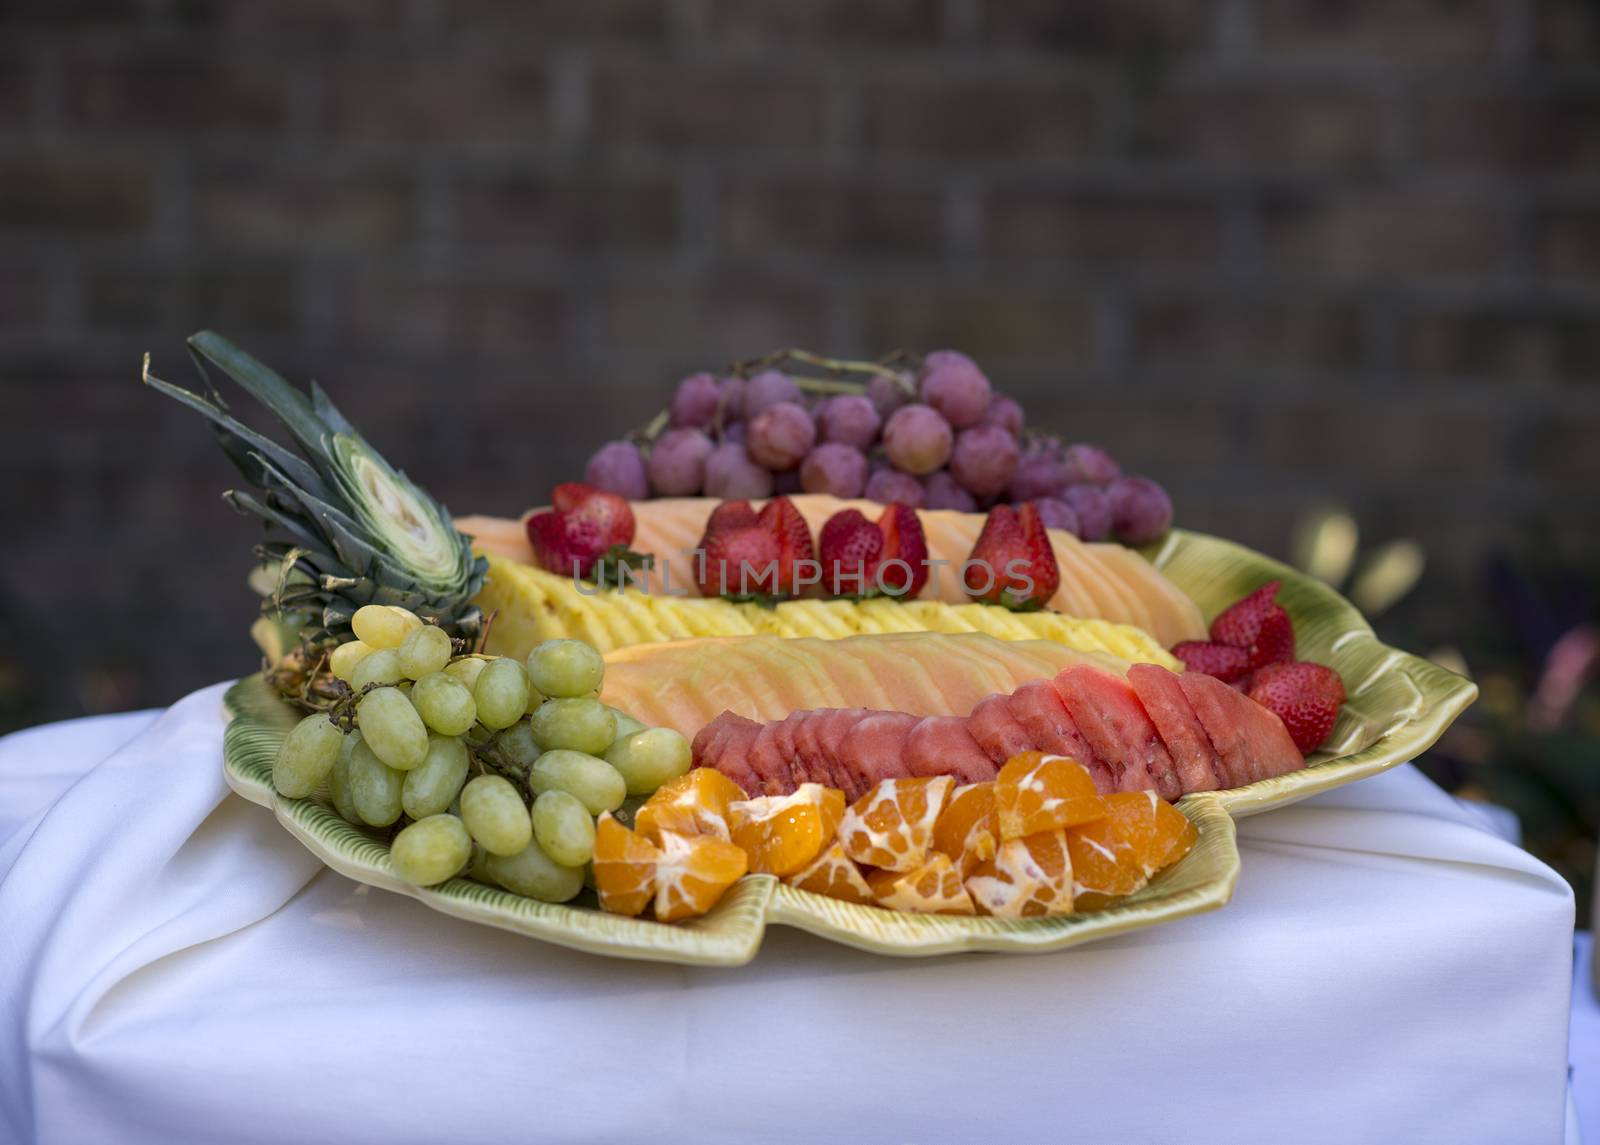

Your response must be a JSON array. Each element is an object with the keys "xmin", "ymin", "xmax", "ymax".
[{"xmin": 145, "ymin": 332, "xmax": 488, "ymax": 645}]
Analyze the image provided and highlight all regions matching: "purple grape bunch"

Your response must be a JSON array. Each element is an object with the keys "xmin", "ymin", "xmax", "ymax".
[{"xmin": 579, "ymin": 351, "xmax": 1175, "ymax": 545}]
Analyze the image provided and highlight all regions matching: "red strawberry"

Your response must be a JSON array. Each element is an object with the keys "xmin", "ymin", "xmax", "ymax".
[
  {"xmin": 696, "ymin": 518, "xmax": 781, "ymax": 598},
  {"xmin": 877, "ymin": 501, "xmax": 929, "ymax": 598},
  {"xmin": 1209, "ymin": 580, "xmax": 1295, "ymax": 671},
  {"xmin": 705, "ymin": 499, "xmax": 758, "ymax": 535},
  {"xmin": 818, "ymin": 509, "xmax": 885, "ymax": 596},
  {"xmin": 757, "ymin": 496, "xmax": 816, "ymax": 597},
  {"xmin": 694, "ymin": 496, "xmax": 813, "ymax": 599},
  {"xmin": 526, "ymin": 482, "xmax": 636, "ymax": 578},
  {"xmin": 963, "ymin": 503, "xmax": 1061, "ymax": 609},
  {"xmin": 1173, "ymin": 640, "xmax": 1252, "ymax": 683},
  {"xmin": 1247, "ymin": 661, "xmax": 1346, "ymax": 754},
  {"xmin": 816, "ymin": 501, "xmax": 930, "ymax": 599}
]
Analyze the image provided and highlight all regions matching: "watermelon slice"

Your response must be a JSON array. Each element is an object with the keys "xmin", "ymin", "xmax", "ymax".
[
  {"xmin": 903, "ymin": 716, "xmax": 998, "ymax": 784},
  {"xmin": 1005, "ymin": 680, "xmax": 1116, "ymax": 792},
  {"xmin": 1177, "ymin": 671, "xmax": 1303, "ymax": 787},
  {"xmin": 748, "ymin": 722, "xmax": 798, "ymax": 795},
  {"xmin": 836, "ymin": 712, "xmax": 920, "ymax": 801},
  {"xmin": 813, "ymin": 708, "xmax": 868, "ymax": 793},
  {"xmin": 968, "ymin": 693, "xmax": 1036, "ymax": 765},
  {"xmin": 774, "ymin": 715, "xmax": 808, "ymax": 789},
  {"xmin": 1127, "ymin": 663, "xmax": 1222, "ymax": 794},
  {"xmin": 1053, "ymin": 665, "xmax": 1180, "ymax": 799},
  {"xmin": 692, "ymin": 712, "xmax": 763, "ymax": 795}
]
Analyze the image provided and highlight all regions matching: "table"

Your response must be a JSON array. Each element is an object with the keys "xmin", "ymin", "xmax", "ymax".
[{"xmin": 0, "ymin": 684, "xmax": 1580, "ymax": 1145}]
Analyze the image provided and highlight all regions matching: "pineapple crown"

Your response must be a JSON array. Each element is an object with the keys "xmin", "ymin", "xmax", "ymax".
[{"xmin": 143, "ymin": 331, "xmax": 488, "ymax": 645}]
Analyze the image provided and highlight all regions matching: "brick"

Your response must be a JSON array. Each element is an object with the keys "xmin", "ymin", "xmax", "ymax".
[
  {"xmin": 0, "ymin": 265, "xmax": 46, "ymax": 328},
  {"xmin": 862, "ymin": 76, "xmax": 1096, "ymax": 157},
  {"xmin": 1537, "ymin": 207, "xmax": 1600, "ymax": 279},
  {"xmin": 1132, "ymin": 82, "xmax": 1381, "ymax": 169},
  {"xmin": 191, "ymin": 265, "xmax": 302, "ymax": 336},
  {"xmin": 597, "ymin": 279, "xmax": 829, "ymax": 354},
  {"xmin": 1015, "ymin": 386, "xmax": 1243, "ymax": 473},
  {"xmin": 862, "ymin": 288, "xmax": 1094, "ymax": 362},
  {"xmin": 1416, "ymin": 89, "xmax": 1600, "ymax": 173},
  {"xmin": 705, "ymin": 0, "xmax": 942, "ymax": 46},
  {"xmin": 1535, "ymin": 0, "xmax": 1600, "ymax": 63},
  {"xmin": 1403, "ymin": 306, "xmax": 1600, "ymax": 382},
  {"xmin": 170, "ymin": 0, "xmax": 411, "ymax": 39},
  {"xmin": 63, "ymin": 50, "xmax": 287, "ymax": 133},
  {"xmin": 1258, "ymin": 398, "xmax": 1514, "ymax": 481},
  {"xmin": 1534, "ymin": 411, "xmax": 1600, "ymax": 481},
  {"xmin": 84, "ymin": 267, "xmax": 186, "ymax": 331},
  {"xmin": 343, "ymin": 277, "xmax": 567, "ymax": 353},
  {"xmin": 327, "ymin": 58, "xmax": 546, "ymax": 143},
  {"xmin": 984, "ymin": 189, "xmax": 1220, "ymax": 265},
  {"xmin": 592, "ymin": 62, "xmax": 823, "ymax": 149},
  {"xmin": 0, "ymin": 54, "xmax": 30, "ymax": 129},
  {"xmin": 0, "ymin": 0, "xmax": 132, "ymax": 24},
  {"xmin": 0, "ymin": 156, "xmax": 153, "ymax": 231},
  {"xmin": 1260, "ymin": 192, "xmax": 1511, "ymax": 277},
  {"xmin": 196, "ymin": 168, "xmax": 416, "ymax": 249},
  {"xmin": 1131, "ymin": 298, "xmax": 1364, "ymax": 371},
  {"xmin": 979, "ymin": 0, "xmax": 1219, "ymax": 55},
  {"xmin": 1254, "ymin": 0, "xmax": 1504, "ymax": 64},
  {"xmin": 448, "ymin": 0, "xmax": 668, "ymax": 40},
  {"xmin": 718, "ymin": 176, "xmax": 943, "ymax": 257},
  {"xmin": 455, "ymin": 172, "xmax": 677, "ymax": 251}
]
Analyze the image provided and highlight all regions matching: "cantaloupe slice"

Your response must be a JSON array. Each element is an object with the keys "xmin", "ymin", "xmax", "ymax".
[
  {"xmin": 599, "ymin": 632, "xmax": 1133, "ymax": 739},
  {"xmin": 456, "ymin": 494, "xmax": 1205, "ymax": 645}
]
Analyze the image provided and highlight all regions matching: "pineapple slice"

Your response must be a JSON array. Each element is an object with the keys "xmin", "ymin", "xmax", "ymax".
[{"xmin": 475, "ymin": 553, "xmax": 1181, "ymax": 670}]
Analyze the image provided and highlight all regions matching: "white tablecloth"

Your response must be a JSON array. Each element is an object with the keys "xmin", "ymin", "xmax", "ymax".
[{"xmin": 0, "ymin": 684, "xmax": 1579, "ymax": 1145}]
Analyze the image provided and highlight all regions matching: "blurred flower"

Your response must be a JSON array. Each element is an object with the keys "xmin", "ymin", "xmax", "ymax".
[
  {"xmin": 1527, "ymin": 625, "xmax": 1598, "ymax": 734},
  {"xmin": 1289, "ymin": 505, "xmax": 1424, "ymax": 618}
]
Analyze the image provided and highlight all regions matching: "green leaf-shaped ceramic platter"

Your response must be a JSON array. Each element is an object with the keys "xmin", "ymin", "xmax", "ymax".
[{"xmin": 222, "ymin": 529, "xmax": 1473, "ymax": 966}]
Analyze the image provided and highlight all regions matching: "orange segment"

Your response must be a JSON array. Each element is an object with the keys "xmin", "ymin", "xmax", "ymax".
[
  {"xmin": 1064, "ymin": 790, "xmax": 1196, "ymax": 910},
  {"xmin": 635, "ymin": 767, "xmax": 746, "ymax": 843},
  {"xmin": 994, "ymin": 751, "xmax": 1107, "ymax": 840},
  {"xmin": 838, "ymin": 776, "xmax": 955, "ymax": 872},
  {"xmin": 593, "ymin": 812, "xmax": 661, "ymax": 917},
  {"xmin": 1106, "ymin": 790, "xmax": 1199, "ymax": 874},
  {"xmin": 965, "ymin": 830, "xmax": 1074, "ymax": 918},
  {"xmin": 653, "ymin": 831, "xmax": 749, "ymax": 922},
  {"xmin": 786, "ymin": 841, "xmax": 876, "ymax": 905},
  {"xmin": 865, "ymin": 852, "xmax": 976, "ymax": 915},
  {"xmin": 932, "ymin": 781, "xmax": 999, "ymax": 876},
  {"xmin": 728, "ymin": 783, "xmax": 847, "ymax": 876},
  {"xmin": 1064, "ymin": 821, "xmax": 1145, "ymax": 910}
]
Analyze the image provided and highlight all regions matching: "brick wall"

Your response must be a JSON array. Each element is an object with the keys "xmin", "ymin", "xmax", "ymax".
[{"xmin": 2, "ymin": 0, "xmax": 1598, "ymax": 726}]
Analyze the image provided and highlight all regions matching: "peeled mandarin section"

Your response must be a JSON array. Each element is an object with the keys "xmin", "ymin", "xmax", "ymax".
[
  {"xmin": 1064, "ymin": 815, "xmax": 1148, "ymax": 910},
  {"xmin": 634, "ymin": 767, "xmax": 746, "ymax": 843},
  {"xmin": 785, "ymin": 841, "xmax": 876, "ymax": 906},
  {"xmin": 865, "ymin": 852, "xmax": 976, "ymax": 915},
  {"xmin": 838, "ymin": 776, "xmax": 955, "ymax": 873},
  {"xmin": 931, "ymin": 781, "xmax": 999, "ymax": 876},
  {"xmin": 1103, "ymin": 790, "xmax": 1199, "ymax": 874},
  {"xmin": 965, "ymin": 830, "xmax": 1074, "ymax": 918},
  {"xmin": 994, "ymin": 751, "xmax": 1107, "ymax": 841},
  {"xmin": 593, "ymin": 812, "xmax": 661, "ymax": 917},
  {"xmin": 728, "ymin": 783, "xmax": 846, "ymax": 876},
  {"xmin": 653, "ymin": 831, "xmax": 749, "ymax": 922}
]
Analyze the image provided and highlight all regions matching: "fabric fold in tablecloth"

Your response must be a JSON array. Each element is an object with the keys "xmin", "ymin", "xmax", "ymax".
[
  {"xmin": 0, "ymin": 684, "xmax": 321, "ymax": 1144},
  {"xmin": 0, "ymin": 682, "xmax": 1579, "ymax": 1145}
]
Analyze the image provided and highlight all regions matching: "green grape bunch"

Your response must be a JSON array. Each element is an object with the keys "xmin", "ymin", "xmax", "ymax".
[{"xmin": 271, "ymin": 608, "xmax": 692, "ymax": 902}]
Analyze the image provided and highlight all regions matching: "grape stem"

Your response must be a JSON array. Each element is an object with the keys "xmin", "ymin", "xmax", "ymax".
[
  {"xmin": 628, "ymin": 346, "xmax": 923, "ymax": 450},
  {"xmin": 729, "ymin": 347, "xmax": 917, "ymax": 387},
  {"xmin": 474, "ymin": 609, "xmax": 499, "ymax": 656}
]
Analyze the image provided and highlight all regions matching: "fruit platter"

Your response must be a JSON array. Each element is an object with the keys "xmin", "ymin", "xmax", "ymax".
[{"xmin": 154, "ymin": 332, "xmax": 1477, "ymax": 965}]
